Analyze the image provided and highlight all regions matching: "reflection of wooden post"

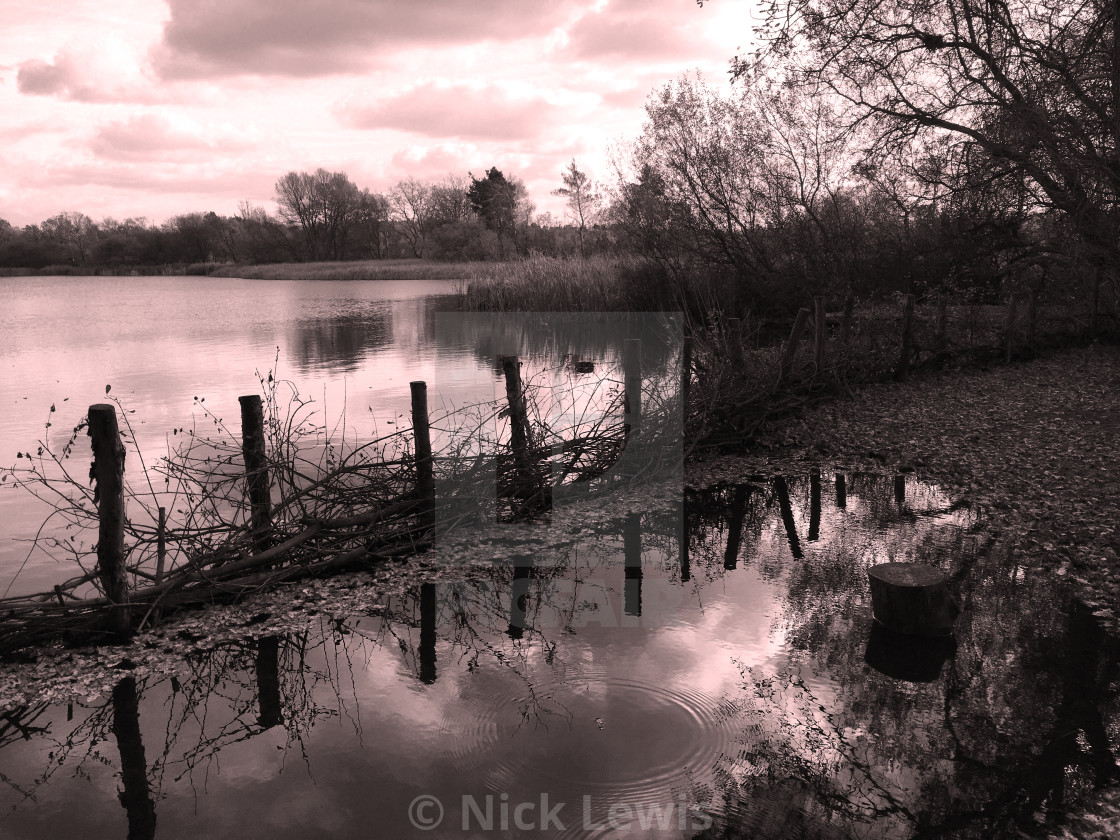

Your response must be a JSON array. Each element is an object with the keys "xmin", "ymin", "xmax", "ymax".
[
  {"xmin": 239, "ymin": 395, "xmax": 272, "ymax": 552},
  {"xmin": 808, "ymin": 468, "xmax": 821, "ymax": 541},
  {"xmin": 508, "ymin": 557, "xmax": 534, "ymax": 639},
  {"xmin": 773, "ymin": 476, "xmax": 803, "ymax": 560},
  {"xmin": 814, "ymin": 297, "xmax": 826, "ymax": 374},
  {"xmin": 155, "ymin": 507, "xmax": 166, "ymax": 584},
  {"xmin": 88, "ymin": 404, "xmax": 130, "ymax": 639},
  {"xmin": 896, "ymin": 294, "xmax": 915, "ymax": 381},
  {"xmin": 679, "ymin": 496, "xmax": 691, "ymax": 583},
  {"xmin": 836, "ymin": 473, "xmax": 847, "ymax": 509},
  {"xmin": 724, "ymin": 485, "xmax": 748, "ymax": 570},
  {"xmin": 624, "ymin": 513, "xmax": 642, "ymax": 618},
  {"xmin": 112, "ymin": 676, "xmax": 157, "ymax": 840},
  {"xmin": 411, "ymin": 382, "xmax": 435, "ymax": 534},
  {"xmin": 780, "ymin": 308, "xmax": 811, "ymax": 379},
  {"xmin": 1005, "ymin": 293, "xmax": 1019, "ymax": 362},
  {"xmin": 255, "ymin": 636, "xmax": 284, "ymax": 728},
  {"xmin": 419, "ymin": 582, "xmax": 437, "ymax": 684},
  {"xmin": 894, "ymin": 474, "xmax": 906, "ymax": 512},
  {"xmin": 624, "ymin": 339, "xmax": 642, "ymax": 444}
]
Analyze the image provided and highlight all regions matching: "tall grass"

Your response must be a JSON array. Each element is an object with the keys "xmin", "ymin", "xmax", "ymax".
[{"xmin": 207, "ymin": 259, "xmax": 479, "ymax": 282}]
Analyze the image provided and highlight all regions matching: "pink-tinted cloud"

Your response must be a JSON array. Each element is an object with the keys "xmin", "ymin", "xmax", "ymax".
[
  {"xmin": 153, "ymin": 0, "xmax": 581, "ymax": 78},
  {"xmin": 89, "ymin": 114, "xmax": 259, "ymax": 162},
  {"xmin": 340, "ymin": 81, "xmax": 562, "ymax": 142},
  {"xmin": 563, "ymin": 0, "xmax": 710, "ymax": 63},
  {"xmin": 17, "ymin": 47, "xmax": 156, "ymax": 103}
]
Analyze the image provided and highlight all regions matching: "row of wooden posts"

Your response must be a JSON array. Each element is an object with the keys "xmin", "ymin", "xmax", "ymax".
[{"xmin": 84, "ymin": 342, "xmax": 651, "ymax": 640}]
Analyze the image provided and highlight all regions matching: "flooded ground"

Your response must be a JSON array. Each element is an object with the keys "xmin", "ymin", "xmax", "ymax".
[{"xmin": 0, "ymin": 470, "xmax": 1116, "ymax": 839}]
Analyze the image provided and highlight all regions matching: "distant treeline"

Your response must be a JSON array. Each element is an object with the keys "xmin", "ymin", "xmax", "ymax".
[{"xmin": 0, "ymin": 165, "xmax": 621, "ymax": 272}]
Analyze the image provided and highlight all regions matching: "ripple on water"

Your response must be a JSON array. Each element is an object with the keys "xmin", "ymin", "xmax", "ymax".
[{"xmin": 439, "ymin": 670, "xmax": 740, "ymax": 831}]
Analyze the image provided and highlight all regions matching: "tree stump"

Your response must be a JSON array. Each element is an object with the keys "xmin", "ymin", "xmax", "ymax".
[{"xmin": 867, "ymin": 562, "xmax": 959, "ymax": 636}]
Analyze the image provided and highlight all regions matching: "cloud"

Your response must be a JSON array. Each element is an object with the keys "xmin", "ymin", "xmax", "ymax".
[
  {"xmin": 340, "ymin": 81, "xmax": 563, "ymax": 142},
  {"xmin": 16, "ymin": 43, "xmax": 158, "ymax": 103},
  {"xmin": 153, "ymin": 0, "xmax": 580, "ymax": 79},
  {"xmin": 88, "ymin": 113, "xmax": 260, "ymax": 162},
  {"xmin": 563, "ymin": 0, "xmax": 709, "ymax": 63}
]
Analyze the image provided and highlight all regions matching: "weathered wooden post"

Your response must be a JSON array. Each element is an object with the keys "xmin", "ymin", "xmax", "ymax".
[
  {"xmin": 726, "ymin": 318, "xmax": 745, "ymax": 368},
  {"xmin": 502, "ymin": 357, "xmax": 533, "ymax": 495},
  {"xmin": 681, "ymin": 332, "xmax": 693, "ymax": 411},
  {"xmin": 88, "ymin": 404, "xmax": 130, "ymax": 639},
  {"xmin": 896, "ymin": 294, "xmax": 915, "ymax": 381},
  {"xmin": 238, "ymin": 395, "xmax": 272, "ymax": 552},
  {"xmin": 155, "ymin": 506, "xmax": 166, "ymax": 584},
  {"xmin": 780, "ymin": 308, "xmax": 812, "ymax": 380},
  {"xmin": 1005, "ymin": 293, "xmax": 1019, "ymax": 362},
  {"xmin": 868, "ymin": 563, "xmax": 959, "ymax": 636},
  {"xmin": 624, "ymin": 338, "xmax": 642, "ymax": 444},
  {"xmin": 936, "ymin": 292, "xmax": 948, "ymax": 354},
  {"xmin": 814, "ymin": 297, "xmax": 826, "ymax": 374},
  {"xmin": 410, "ymin": 381, "xmax": 435, "ymax": 534}
]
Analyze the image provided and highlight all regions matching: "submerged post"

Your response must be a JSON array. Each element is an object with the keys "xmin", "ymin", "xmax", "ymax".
[
  {"xmin": 896, "ymin": 294, "xmax": 915, "ymax": 381},
  {"xmin": 780, "ymin": 308, "xmax": 811, "ymax": 380},
  {"xmin": 624, "ymin": 338, "xmax": 642, "ymax": 444},
  {"xmin": 239, "ymin": 395, "xmax": 272, "ymax": 551},
  {"xmin": 88, "ymin": 403, "xmax": 130, "ymax": 639},
  {"xmin": 411, "ymin": 381, "xmax": 435, "ymax": 534},
  {"xmin": 814, "ymin": 297, "xmax": 826, "ymax": 374}
]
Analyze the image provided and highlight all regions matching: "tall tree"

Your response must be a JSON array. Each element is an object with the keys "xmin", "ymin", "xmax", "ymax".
[
  {"xmin": 274, "ymin": 168, "xmax": 362, "ymax": 261},
  {"xmin": 468, "ymin": 168, "xmax": 528, "ymax": 259},
  {"xmin": 552, "ymin": 159, "xmax": 601, "ymax": 257}
]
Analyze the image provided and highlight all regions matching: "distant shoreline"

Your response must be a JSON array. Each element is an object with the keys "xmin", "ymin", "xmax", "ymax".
[{"xmin": 0, "ymin": 258, "xmax": 491, "ymax": 282}]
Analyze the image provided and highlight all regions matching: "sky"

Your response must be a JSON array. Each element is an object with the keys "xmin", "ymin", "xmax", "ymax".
[{"xmin": 0, "ymin": 0, "xmax": 758, "ymax": 228}]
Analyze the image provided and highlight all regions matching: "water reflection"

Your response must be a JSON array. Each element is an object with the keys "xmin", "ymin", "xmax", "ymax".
[{"xmin": 0, "ymin": 471, "xmax": 1115, "ymax": 839}]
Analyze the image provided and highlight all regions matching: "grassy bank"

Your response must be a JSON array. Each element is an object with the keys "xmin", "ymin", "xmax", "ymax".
[{"xmin": 207, "ymin": 258, "xmax": 483, "ymax": 282}]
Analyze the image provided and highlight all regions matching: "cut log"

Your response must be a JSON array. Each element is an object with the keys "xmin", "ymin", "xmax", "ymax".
[{"xmin": 867, "ymin": 562, "xmax": 959, "ymax": 636}]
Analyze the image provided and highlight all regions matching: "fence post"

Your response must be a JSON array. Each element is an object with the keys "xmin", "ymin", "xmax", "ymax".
[
  {"xmin": 410, "ymin": 381, "xmax": 435, "ymax": 534},
  {"xmin": 501, "ymin": 356, "xmax": 535, "ymax": 505},
  {"xmin": 814, "ymin": 296, "xmax": 826, "ymax": 374},
  {"xmin": 155, "ymin": 506, "xmax": 166, "ymax": 584},
  {"xmin": 239, "ymin": 395, "xmax": 272, "ymax": 552},
  {"xmin": 1005, "ymin": 293, "xmax": 1019, "ymax": 362},
  {"xmin": 726, "ymin": 317, "xmax": 744, "ymax": 368},
  {"xmin": 896, "ymin": 294, "xmax": 915, "ymax": 381},
  {"xmin": 624, "ymin": 338, "xmax": 642, "ymax": 443},
  {"xmin": 780, "ymin": 308, "xmax": 812, "ymax": 380},
  {"xmin": 88, "ymin": 403, "xmax": 130, "ymax": 639}
]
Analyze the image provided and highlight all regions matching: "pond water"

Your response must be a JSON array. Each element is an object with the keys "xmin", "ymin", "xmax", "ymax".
[{"xmin": 1, "ymin": 470, "xmax": 1115, "ymax": 839}]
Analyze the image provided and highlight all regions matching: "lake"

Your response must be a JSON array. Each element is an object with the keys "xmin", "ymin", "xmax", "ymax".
[{"xmin": 2, "ymin": 275, "xmax": 664, "ymax": 597}]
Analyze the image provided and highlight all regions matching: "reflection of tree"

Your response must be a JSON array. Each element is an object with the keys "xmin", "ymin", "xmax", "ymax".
[
  {"xmin": 289, "ymin": 308, "xmax": 391, "ymax": 372},
  {"xmin": 686, "ymin": 470, "xmax": 1120, "ymax": 838}
]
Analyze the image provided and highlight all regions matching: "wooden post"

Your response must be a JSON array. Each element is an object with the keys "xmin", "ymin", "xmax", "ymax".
[
  {"xmin": 155, "ymin": 507, "xmax": 166, "ymax": 584},
  {"xmin": 88, "ymin": 404, "xmax": 130, "ymax": 639},
  {"xmin": 624, "ymin": 338, "xmax": 642, "ymax": 443},
  {"xmin": 1005, "ymin": 293, "xmax": 1019, "ymax": 361},
  {"xmin": 780, "ymin": 308, "xmax": 811, "ymax": 380},
  {"xmin": 839, "ymin": 294, "xmax": 854, "ymax": 348},
  {"xmin": 238, "ymin": 395, "xmax": 272, "ymax": 551},
  {"xmin": 502, "ymin": 357, "xmax": 533, "ymax": 492},
  {"xmin": 726, "ymin": 318, "xmax": 744, "ymax": 368},
  {"xmin": 813, "ymin": 297, "xmax": 826, "ymax": 374},
  {"xmin": 410, "ymin": 381, "xmax": 435, "ymax": 534},
  {"xmin": 896, "ymin": 294, "xmax": 915, "ymax": 381},
  {"xmin": 936, "ymin": 292, "xmax": 948, "ymax": 353},
  {"xmin": 681, "ymin": 334, "xmax": 692, "ymax": 412},
  {"xmin": 808, "ymin": 468, "xmax": 821, "ymax": 541}
]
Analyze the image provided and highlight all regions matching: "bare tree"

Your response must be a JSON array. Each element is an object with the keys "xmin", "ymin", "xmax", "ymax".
[{"xmin": 552, "ymin": 159, "xmax": 602, "ymax": 257}]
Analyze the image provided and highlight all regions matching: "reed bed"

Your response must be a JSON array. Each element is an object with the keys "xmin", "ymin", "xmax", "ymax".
[{"xmin": 206, "ymin": 259, "xmax": 480, "ymax": 282}]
